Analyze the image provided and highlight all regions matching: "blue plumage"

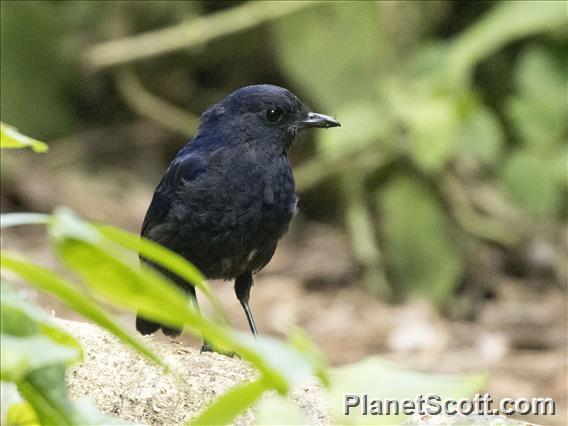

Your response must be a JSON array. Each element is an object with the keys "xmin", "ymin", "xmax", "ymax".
[{"xmin": 136, "ymin": 85, "xmax": 340, "ymax": 344}]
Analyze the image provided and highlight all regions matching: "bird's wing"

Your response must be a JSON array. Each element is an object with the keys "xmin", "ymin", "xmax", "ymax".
[{"xmin": 141, "ymin": 145, "xmax": 206, "ymax": 238}]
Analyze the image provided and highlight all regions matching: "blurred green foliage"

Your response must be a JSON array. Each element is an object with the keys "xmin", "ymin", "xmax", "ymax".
[
  {"xmin": 0, "ymin": 1, "xmax": 77, "ymax": 139},
  {"xmin": 1, "ymin": 285, "xmax": 121, "ymax": 425},
  {"xmin": 273, "ymin": 1, "xmax": 566, "ymax": 300},
  {"xmin": 380, "ymin": 176, "xmax": 462, "ymax": 304},
  {"xmin": 1, "ymin": 1, "xmax": 566, "ymax": 305}
]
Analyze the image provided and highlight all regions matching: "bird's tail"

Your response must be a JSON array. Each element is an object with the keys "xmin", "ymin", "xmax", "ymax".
[{"xmin": 135, "ymin": 314, "xmax": 182, "ymax": 337}]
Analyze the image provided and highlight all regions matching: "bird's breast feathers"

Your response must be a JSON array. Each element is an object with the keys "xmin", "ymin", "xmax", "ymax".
[{"xmin": 170, "ymin": 153, "xmax": 296, "ymax": 235}]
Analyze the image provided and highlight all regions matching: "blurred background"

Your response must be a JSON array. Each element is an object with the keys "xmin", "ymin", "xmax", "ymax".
[{"xmin": 1, "ymin": 1, "xmax": 566, "ymax": 423}]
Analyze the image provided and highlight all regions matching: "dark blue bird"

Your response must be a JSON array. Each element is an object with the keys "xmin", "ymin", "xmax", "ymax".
[{"xmin": 136, "ymin": 84, "xmax": 340, "ymax": 347}]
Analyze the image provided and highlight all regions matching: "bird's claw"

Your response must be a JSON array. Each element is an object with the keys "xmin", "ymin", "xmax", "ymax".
[{"xmin": 200, "ymin": 342, "xmax": 239, "ymax": 358}]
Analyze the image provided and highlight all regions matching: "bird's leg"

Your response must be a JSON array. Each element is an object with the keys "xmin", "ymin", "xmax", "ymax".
[
  {"xmin": 180, "ymin": 284, "xmax": 216, "ymax": 353},
  {"xmin": 235, "ymin": 272, "xmax": 258, "ymax": 337}
]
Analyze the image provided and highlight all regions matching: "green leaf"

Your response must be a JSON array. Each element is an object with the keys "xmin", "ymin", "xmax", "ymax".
[
  {"xmin": 0, "ymin": 213, "xmax": 51, "ymax": 228},
  {"xmin": 0, "ymin": 288, "xmax": 130, "ymax": 425},
  {"xmin": 507, "ymin": 97, "xmax": 563, "ymax": 151},
  {"xmin": 272, "ymin": 2, "xmax": 383, "ymax": 108},
  {"xmin": 317, "ymin": 102, "xmax": 389, "ymax": 162},
  {"xmin": 406, "ymin": 95, "xmax": 460, "ymax": 173},
  {"xmin": 457, "ymin": 106, "xmax": 504, "ymax": 167},
  {"xmin": 383, "ymin": 79, "xmax": 460, "ymax": 173},
  {"xmin": 232, "ymin": 333, "xmax": 323, "ymax": 394},
  {"xmin": 1, "ymin": 254, "xmax": 165, "ymax": 369},
  {"xmin": 51, "ymin": 207, "xmax": 226, "ymax": 323},
  {"xmin": 2, "ymin": 288, "xmax": 82, "ymax": 361},
  {"xmin": 97, "ymin": 223, "xmax": 227, "ymax": 324},
  {"xmin": 507, "ymin": 47, "xmax": 567, "ymax": 151},
  {"xmin": 0, "ymin": 288, "xmax": 81, "ymax": 382},
  {"xmin": 515, "ymin": 47, "xmax": 567, "ymax": 114},
  {"xmin": 286, "ymin": 327, "xmax": 329, "ymax": 387},
  {"xmin": 1, "ymin": 381, "xmax": 27, "ymax": 425},
  {"xmin": 501, "ymin": 149, "xmax": 561, "ymax": 217},
  {"xmin": 1, "ymin": 302, "xmax": 39, "ymax": 337},
  {"xmin": 329, "ymin": 357, "xmax": 486, "ymax": 425},
  {"xmin": 1, "ymin": 335, "xmax": 79, "ymax": 383},
  {"xmin": 53, "ymin": 234, "xmax": 205, "ymax": 334},
  {"xmin": 0, "ymin": 123, "xmax": 48, "ymax": 152},
  {"xmin": 18, "ymin": 365, "xmax": 76, "ymax": 425},
  {"xmin": 6, "ymin": 400, "xmax": 39, "ymax": 426},
  {"xmin": 189, "ymin": 378, "xmax": 267, "ymax": 426},
  {"xmin": 255, "ymin": 395, "xmax": 309, "ymax": 425},
  {"xmin": 379, "ymin": 176, "xmax": 463, "ymax": 304}
]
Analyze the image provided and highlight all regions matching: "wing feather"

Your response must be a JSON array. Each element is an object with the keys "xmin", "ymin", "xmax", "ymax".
[{"xmin": 141, "ymin": 145, "xmax": 206, "ymax": 238}]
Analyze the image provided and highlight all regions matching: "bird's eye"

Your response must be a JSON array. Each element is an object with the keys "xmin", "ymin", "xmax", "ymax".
[{"xmin": 265, "ymin": 107, "xmax": 284, "ymax": 123}]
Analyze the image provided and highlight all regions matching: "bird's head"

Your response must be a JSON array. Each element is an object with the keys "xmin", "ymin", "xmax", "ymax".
[{"xmin": 198, "ymin": 84, "xmax": 340, "ymax": 153}]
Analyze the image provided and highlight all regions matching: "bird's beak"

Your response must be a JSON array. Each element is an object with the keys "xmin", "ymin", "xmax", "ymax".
[{"xmin": 301, "ymin": 112, "xmax": 341, "ymax": 128}]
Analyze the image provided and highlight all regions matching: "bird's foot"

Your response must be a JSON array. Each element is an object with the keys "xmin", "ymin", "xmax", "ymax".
[{"xmin": 200, "ymin": 341, "xmax": 239, "ymax": 358}]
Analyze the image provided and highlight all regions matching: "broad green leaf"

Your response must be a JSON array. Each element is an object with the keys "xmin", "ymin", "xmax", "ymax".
[
  {"xmin": 272, "ymin": 2, "xmax": 383, "ymax": 108},
  {"xmin": 379, "ymin": 175, "xmax": 463, "ymax": 304},
  {"xmin": 1, "ymin": 286, "xmax": 82, "ymax": 357},
  {"xmin": 0, "ymin": 287, "xmax": 129, "ymax": 425},
  {"xmin": 255, "ymin": 395, "xmax": 309, "ymax": 425},
  {"xmin": 232, "ymin": 333, "xmax": 324, "ymax": 394},
  {"xmin": 50, "ymin": 207, "xmax": 226, "ymax": 323},
  {"xmin": 7, "ymin": 400, "xmax": 39, "ymax": 426},
  {"xmin": 53, "ymin": 236, "xmax": 205, "ymax": 332},
  {"xmin": 457, "ymin": 106, "xmax": 504, "ymax": 167},
  {"xmin": 1, "ymin": 335, "xmax": 79, "ymax": 383},
  {"xmin": 501, "ymin": 149, "xmax": 561, "ymax": 217},
  {"xmin": 18, "ymin": 365, "xmax": 78, "ymax": 425},
  {"xmin": 507, "ymin": 47, "xmax": 567, "ymax": 151},
  {"xmin": 506, "ymin": 97, "xmax": 563, "ymax": 151},
  {"xmin": 0, "ymin": 123, "xmax": 48, "ymax": 152},
  {"xmin": 16, "ymin": 373, "xmax": 73, "ymax": 426},
  {"xmin": 0, "ymin": 213, "xmax": 51, "ymax": 228},
  {"xmin": 515, "ymin": 47, "xmax": 567, "ymax": 115},
  {"xmin": 189, "ymin": 378, "xmax": 267, "ymax": 426},
  {"xmin": 1, "ymin": 303, "xmax": 39, "ymax": 337},
  {"xmin": 1, "ymin": 254, "xmax": 165, "ymax": 368},
  {"xmin": 49, "ymin": 208, "xmax": 102, "ymax": 244},
  {"xmin": 286, "ymin": 327, "xmax": 329, "ymax": 387},
  {"xmin": 383, "ymin": 79, "xmax": 460, "ymax": 173},
  {"xmin": 97, "ymin": 224, "xmax": 227, "ymax": 323},
  {"xmin": 1, "ymin": 381, "xmax": 27, "ymax": 425},
  {"xmin": 317, "ymin": 102, "xmax": 390, "ymax": 162},
  {"xmin": 329, "ymin": 357, "xmax": 486, "ymax": 425},
  {"xmin": 406, "ymin": 95, "xmax": 460, "ymax": 173},
  {"xmin": 6, "ymin": 401, "xmax": 39, "ymax": 426},
  {"xmin": 1, "ymin": 287, "xmax": 81, "ymax": 382}
]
